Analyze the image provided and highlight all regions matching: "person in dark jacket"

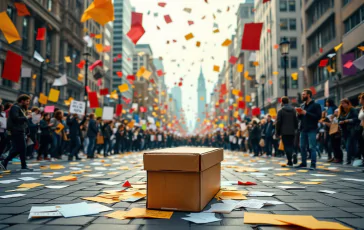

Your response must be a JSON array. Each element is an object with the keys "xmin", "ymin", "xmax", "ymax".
[
  {"xmin": 38, "ymin": 113, "xmax": 52, "ymax": 160},
  {"xmin": 66, "ymin": 113, "xmax": 86, "ymax": 161},
  {"xmin": 102, "ymin": 121, "xmax": 113, "ymax": 157},
  {"xmin": 86, "ymin": 114, "xmax": 98, "ymax": 159},
  {"xmin": 262, "ymin": 115, "xmax": 274, "ymax": 156},
  {"xmin": 338, "ymin": 98, "xmax": 359, "ymax": 164},
  {"xmin": 0, "ymin": 95, "xmax": 32, "ymax": 171},
  {"xmin": 26, "ymin": 107, "xmax": 41, "ymax": 159},
  {"xmin": 296, "ymin": 89, "xmax": 322, "ymax": 169},
  {"xmin": 250, "ymin": 120, "xmax": 261, "ymax": 157},
  {"xmin": 276, "ymin": 97, "xmax": 298, "ymax": 166}
]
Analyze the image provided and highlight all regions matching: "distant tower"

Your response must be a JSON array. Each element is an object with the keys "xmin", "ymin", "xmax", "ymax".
[{"xmin": 197, "ymin": 66, "xmax": 207, "ymax": 124}]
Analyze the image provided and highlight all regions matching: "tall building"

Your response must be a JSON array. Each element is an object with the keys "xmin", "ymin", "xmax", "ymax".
[
  {"xmin": 234, "ymin": 1, "xmax": 256, "ymax": 109},
  {"xmin": 197, "ymin": 66, "xmax": 207, "ymax": 124},
  {"xmin": 301, "ymin": 0, "xmax": 364, "ymax": 106},
  {"xmin": 102, "ymin": 22, "xmax": 113, "ymax": 105},
  {"xmin": 254, "ymin": 0, "xmax": 303, "ymax": 111},
  {"xmin": 0, "ymin": 0, "xmax": 84, "ymax": 110},
  {"xmin": 112, "ymin": 0, "xmax": 135, "ymax": 100},
  {"xmin": 171, "ymin": 86, "xmax": 182, "ymax": 119}
]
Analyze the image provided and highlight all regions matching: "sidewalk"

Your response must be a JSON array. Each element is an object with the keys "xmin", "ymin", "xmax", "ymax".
[{"xmin": 0, "ymin": 150, "xmax": 363, "ymax": 230}]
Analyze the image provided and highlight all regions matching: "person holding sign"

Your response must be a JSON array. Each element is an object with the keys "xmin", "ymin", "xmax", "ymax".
[{"xmin": 66, "ymin": 108, "xmax": 86, "ymax": 161}]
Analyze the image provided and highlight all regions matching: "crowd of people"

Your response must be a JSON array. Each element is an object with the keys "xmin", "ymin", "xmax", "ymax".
[{"xmin": 0, "ymin": 89, "xmax": 364, "ymax": 171}]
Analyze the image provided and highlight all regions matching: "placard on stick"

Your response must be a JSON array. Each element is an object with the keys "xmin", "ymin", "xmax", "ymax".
[{"xmin": 70, "ymin": 100, "xmax": 86, "ymax": 115}]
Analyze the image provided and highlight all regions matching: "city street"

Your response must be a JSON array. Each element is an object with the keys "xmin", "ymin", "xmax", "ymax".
[{"xmin": 0, "ymin": 151, "xmax": 364, "ymax": 230}]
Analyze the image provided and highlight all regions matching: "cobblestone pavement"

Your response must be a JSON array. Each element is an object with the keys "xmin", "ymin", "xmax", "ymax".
[{"xmin": 1, "ymin": 150, "xmax": 364, "ymax": 230}]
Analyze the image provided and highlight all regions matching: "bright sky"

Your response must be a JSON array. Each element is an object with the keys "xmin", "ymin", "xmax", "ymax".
[{"xmin": 131, "ymin": 0, "xmax": 244, "ymax": 131}]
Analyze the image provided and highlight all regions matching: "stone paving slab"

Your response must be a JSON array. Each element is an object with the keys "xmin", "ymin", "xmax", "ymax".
[{"xmin": 1, "ymin": 150, "xmax": 364, "ymax": 230}]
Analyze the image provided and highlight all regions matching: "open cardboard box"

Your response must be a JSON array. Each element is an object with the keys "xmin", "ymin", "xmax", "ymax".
[{"xmin": 144, "ymin": 147, "xmax": 224, "ymax": 212}]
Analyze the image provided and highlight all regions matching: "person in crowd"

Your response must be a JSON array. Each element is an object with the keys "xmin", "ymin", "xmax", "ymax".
[
  {"xmin": 27, "ymin": 107, "xmax": 41, "ymax": 159},
  {"xmin": 326, "ymin": 98, "xmax": 338, "ymax": 116},
  {"xmin": 296, "ymin": 89, "xmax": 322, "ymax": 169},
  {"xmin": 38, "ymin": 113, "xmax": 52, "ymax": 160},
  {"xmin": 0, "ymin": 104, "xmax": 6, "ymax": 160},
  {"xmin": 49, "ymin": 110, "xmax": 64, "ymax": 161},
  {"xmin": 262, "ymin": 115, "xmax": 274, "ymax": 157},
  {"xmin": 66, "ymin": 112, "xmax": 86, "ymax": 161},
  {"xmin": 323, "ymin": 109, "xmax": 343, "ymax": 163},
  {"xmin": 0, "ymin": 95, "xmax": 32, "ymax": 171},
  {"xmin": 276, "ymin": 97, "xmax": 298, "ymax": 166},
  {"xmin": 102, "ymin": 121, "xmax": 113, "ymax": 157},
  {"xmin": 318, "ymin": 110, "xmax": 332, "ymax": 160},
  {"xmin": 250, "ymin": 120, "xmax": 261, "ymax": 157},
  {"xmin": 358, "ymin": 93, "xmax": 364, "ymax": 164},
  {"xmin": 86, "ymin": 113, "xmax": 98, "ymax": 159},
  {"xmin": 338, "ymin": 98, "xmax": 359, "ymax": 165}
]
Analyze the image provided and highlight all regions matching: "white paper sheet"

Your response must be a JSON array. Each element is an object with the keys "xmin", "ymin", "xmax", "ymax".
[
  {"xmin": 58, "ymin": 202, "xmax": 99, "ymax": 218},
  {"xmin": 182, "ymin": 213, "xmax": 221, "ymax": 224},
  {"xmin": 0, "ymin": 193, "xmax": 26, "ymax": 199}
]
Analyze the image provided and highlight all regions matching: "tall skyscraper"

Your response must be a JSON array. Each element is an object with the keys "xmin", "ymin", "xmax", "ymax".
[
  {"xmin": 197, "ymin": 66, "xmax": 207, "ymax": 123},
  {"xmin": 112, "ymin": 0, "xmax": 135, "ymax": 100},
  {"xmin": 171, "ymin": 86, "xmax": 182, "ymax": 119}
]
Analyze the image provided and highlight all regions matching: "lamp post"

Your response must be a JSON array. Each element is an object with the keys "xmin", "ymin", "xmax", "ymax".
[
  {"xmin": 260, "ymin": 75, "xmax": 266, "ymax": 113},
  {"xmin": 83, "ymin": 52, "xmax": 91, "ymax": 102},
  {"xmin": 279, "ymin": 37, "xmax": 290, "ymax": 97},
  {"xmin": 254, "ymin": 80, "xmax": 259, "ymax": 107}
]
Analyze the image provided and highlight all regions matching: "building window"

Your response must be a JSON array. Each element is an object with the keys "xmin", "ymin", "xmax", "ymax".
[
  {"xmin": 280, "ymin": 76, "xmax": 290, "ymax": 89},
  {"xmin": 47, "ymin": 0, "xmax": 52, "ymax": 11},
  {"xmin": 288, "ymin": 0, "xmax": 295, "ymax": 12},
  {"xmin": 343, "ymin": 0, "xmax": 351, "ymax": 7},
  {"xmin": 289, "ymin": 19, "xmax": 296, "ymax": 30},
  {"xmin": 344, "ymin": 5, "xmax": 364, "ymax": 34},
  {"xmin": 21, "ymin": 78, "xmax": 31, "ymax": 93},
  {"xmin": 290, "ymin": 37, "xmax": 297, "ymax": 49},
  {"xmin": 34, "ymin": 19, "xmax": 43, "ymax": 54},
  {"xmin": 279, "ymin": 0, "xmax": 287, "ymax": 12},
  {"xmin": 7, "ymin": 6, "xmax": 16, "ymax": 22},
  {"xmin": 306, "ymin": 0, "xmax": 334, "ymax": 30},
  {"xmin": 308, "ymin": 16, "xmax": 336, "ymax": 56},
  {"xmin": 290, "ymin": 56, "xmax": 298, "ymax": 69},
  {"xmin": 22, "ymin": 18, "xmax": 29, "ymax": 51},
  {"xmin": 280, "ymin": 19, "xmax": 288, "ymax": 30},
  {"xmin": 291, "ymin": 79, "xmax": 298, "ymax": 89}
]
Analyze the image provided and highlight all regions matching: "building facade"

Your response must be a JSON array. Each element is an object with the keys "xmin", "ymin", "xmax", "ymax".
[
  {"xmin": 301, "ymin": 0, "xmax": 364, "ymax": 106},
  {"xmin": 112, "ymin": 0, "xmax": 134, "ymax": 100},
  {"xmin": 0, "ymin": 0, "xmax": 84, "ymax": 110},
  {"xmin": 171, "ymin": 86, "xmax": 182, "ymax": 119},
  {"xmin": 254, "ymin": 0, "xmax": 303, "ymax": 111}
]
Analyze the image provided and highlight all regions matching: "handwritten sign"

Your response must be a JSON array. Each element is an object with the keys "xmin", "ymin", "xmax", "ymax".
[{"xmin": 70, "ymin": 100, "xmax": 85, "ymax": 115}]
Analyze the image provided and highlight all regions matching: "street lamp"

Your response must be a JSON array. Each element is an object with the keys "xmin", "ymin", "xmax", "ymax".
[
  {"xmin": 83, "ymin": 52, "xmax": 91, "ymax": 102},
  {"xmin": 279, "ymin": 37, "xmax": 290, "ymax": 97},
  {"xmin": 260, "ymin": 75, "xmax": 266, "ymax": 113},
  {"xmin": 254, "ymin": 80, "xmax": 259, "ymax": 107}
]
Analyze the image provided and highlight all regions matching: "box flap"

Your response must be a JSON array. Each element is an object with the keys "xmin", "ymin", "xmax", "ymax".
[{"xmin": 143, "ymin": 147, "xmax": 223, "ymax": 172}]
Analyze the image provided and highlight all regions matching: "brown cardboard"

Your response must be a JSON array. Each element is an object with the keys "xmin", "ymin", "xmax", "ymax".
[{"xmin": 144, "ymin": 147, "xmax": 223, "ymax": 212}]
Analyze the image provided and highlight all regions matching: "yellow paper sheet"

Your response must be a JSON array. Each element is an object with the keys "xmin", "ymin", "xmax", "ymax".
[
  {"xmin": 275, "ymin": 173, "xmax": 296, "ymax": 176},
  {"xmin": 105, "ymin": 210, "xmax": 127, "ymax": 220},
  {"xmin": 50, "ymin": 164, "xmax": 65, "ymax": 170},
  {"xmin": 0, "ymin": 12, "xmax": 21, "ymax": 43},
  {"xmin": 48, "ymin": 88, "xmax": 60, "ymax": 102},
  {"xmin": 143, "ymin": 70, "xmax": 152, "ymax": 79},
  {"xmin": 136, "ymin": 66, "xmax": 146, "ymax": 77},
  {"xmin": 275, "ymin": 216, "xmax": 352, "ymax": 230},
  {"xmin": 124, "ymin": 208, "xmax": 173, "ymax": 219},
  {"xmin": 52, "ymin": 176, "xmax": 77, "ymax": 181},
  {"xmin": 300, "ymin": 181, "xmax": 322, "ymax": 185},
  {"xmin": 95, "ymin": 44, "xmax": 103, "ymax": 53},
  {"xmin": 18, "ymin": 183, "xmax": 44, "ymax": 189},
  {"xmin": 221, "ymin": 39, "xmax": 232, "ymax": 47},
  {"xmin": 118, "ymin": 84, "xmax": 129, "ymax": 93},
  {"xmin": 244, "ymin": 213, "xmax": 289, "ymax": 225},
  {"xmin": 82, "ymin": 196, "xmax": 119, "ymax": 204},
  {"xmin": 334, "ymin": 43, "xmax": 343, "ymax": 52},
  {"xmin": 55, "ymin": 123, "xmax": 64, "ymax": 134},
  {"xmin": 185, "ymin": 33, "xmax": 194, "ymax": 40},
  {"xmin": 237, "ymin": 64, "xmax": 244, "ymax": 73},
  {"xmin": 64, "ymin": 56, "xmax": 72, "ymax": 63},
  {"xmin": 38, "ymin": 93, "xmax": 48, "ymax": 105},
  {"xmin": 213, "ymin": 65, "xmax": 220, "ymax": 72},
  {"xmin": 81, "ymin": 0, "xmax": 115, "ymax": 26}
]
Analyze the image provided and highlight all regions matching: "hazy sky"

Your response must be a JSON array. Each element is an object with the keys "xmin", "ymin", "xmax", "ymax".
[{"xmin": 131, "ymin": 0, "xmax": 245, "ymax": 131}]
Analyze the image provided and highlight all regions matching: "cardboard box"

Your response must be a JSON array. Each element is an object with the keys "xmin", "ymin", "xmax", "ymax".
[{"xmin": 143, "ymin": 147, "xmax": 224, "ymax": 212}]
